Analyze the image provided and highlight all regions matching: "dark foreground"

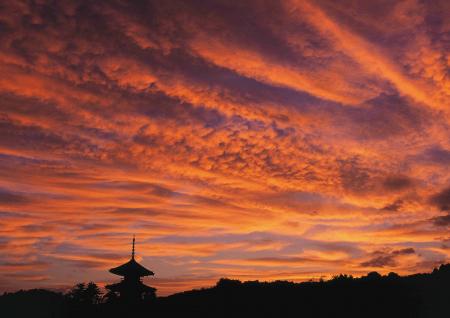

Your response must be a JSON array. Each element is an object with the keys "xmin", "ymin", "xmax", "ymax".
[{"xmin": 2, "ymin": 264, "xmax": 450, "ymax": 318}]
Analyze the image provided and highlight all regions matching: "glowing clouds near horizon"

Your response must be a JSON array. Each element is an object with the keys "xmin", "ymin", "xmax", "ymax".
[{"xmin": 0, "ymin": 0, "xmax": 449, "ymax": 296}]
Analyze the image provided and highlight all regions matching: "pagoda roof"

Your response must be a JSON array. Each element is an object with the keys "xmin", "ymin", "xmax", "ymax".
[
  {"xmin": 109, "ymin": 236, "xmax": 154, "ymax": 277},
  {"xmin": 109, "ymin": 258, "xmax": 154, "ymax": 277},
  {"xmin": 106, "ymin": 279, "xmax": 156, "ymax": 293}
]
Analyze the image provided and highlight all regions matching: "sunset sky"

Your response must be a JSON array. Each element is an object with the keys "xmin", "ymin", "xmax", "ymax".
[{"xmin": 0, "ymin": 0, "xmax": 449, "ymax": 296}]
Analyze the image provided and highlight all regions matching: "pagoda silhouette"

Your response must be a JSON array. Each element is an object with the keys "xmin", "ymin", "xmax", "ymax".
[{"xmin": 105, "ymin": 236, "xmax": 156, "ymax": 302}]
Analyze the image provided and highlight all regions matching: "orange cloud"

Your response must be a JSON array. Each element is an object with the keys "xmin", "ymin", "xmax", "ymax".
[{"xmin": 0, "ymin": 0, "xmax": 448, "ymax": 296}]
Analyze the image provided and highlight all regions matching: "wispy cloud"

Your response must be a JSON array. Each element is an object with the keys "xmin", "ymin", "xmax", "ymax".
[{"xmin": 0, "ymin": 0, "xmax": 449, "ymax": 295}]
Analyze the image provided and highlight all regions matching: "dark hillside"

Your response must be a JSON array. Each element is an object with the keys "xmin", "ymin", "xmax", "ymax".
[
  {"xmin": 154, "ymin": 264, "xmax": 450, "ymax": 317},
  {"xmin": 0, "ymin": 289, "xmax": 64, "ymax": 318}
]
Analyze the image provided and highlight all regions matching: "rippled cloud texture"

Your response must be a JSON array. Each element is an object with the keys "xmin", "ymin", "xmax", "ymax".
[{"xmin": 0, "ymin": 0, "xmax": 449, "ymax": 295}]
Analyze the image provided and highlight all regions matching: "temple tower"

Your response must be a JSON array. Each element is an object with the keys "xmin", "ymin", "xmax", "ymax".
[{"xmin": 105, "ymin": 236, "xmax": 156, "ymax": 302}]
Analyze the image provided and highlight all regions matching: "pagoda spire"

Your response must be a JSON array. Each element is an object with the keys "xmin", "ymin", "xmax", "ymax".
[{"xmin": 132, "ymin": 235, "xmax": 135, "ymax": 260}]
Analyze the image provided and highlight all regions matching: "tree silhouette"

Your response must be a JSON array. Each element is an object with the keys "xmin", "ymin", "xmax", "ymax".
[{"xmin": 66, "ymin": 282, "xmax": 101, "ymax": 305}]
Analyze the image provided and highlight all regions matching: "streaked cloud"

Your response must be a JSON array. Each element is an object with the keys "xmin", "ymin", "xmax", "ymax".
[{"xmin": 0, "ymin": 0, "xmax": 449, "ymax": 295}]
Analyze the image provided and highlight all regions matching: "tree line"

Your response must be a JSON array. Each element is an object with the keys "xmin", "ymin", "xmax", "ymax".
[{"xmin": 2, "ymin": 264, "xmax": 450, "ymax": 317}]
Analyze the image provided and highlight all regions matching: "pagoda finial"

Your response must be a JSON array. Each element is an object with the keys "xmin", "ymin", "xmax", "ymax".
[{"xmin": 132, "ymin": 235, "xmax": 135, "ymax": 260}]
